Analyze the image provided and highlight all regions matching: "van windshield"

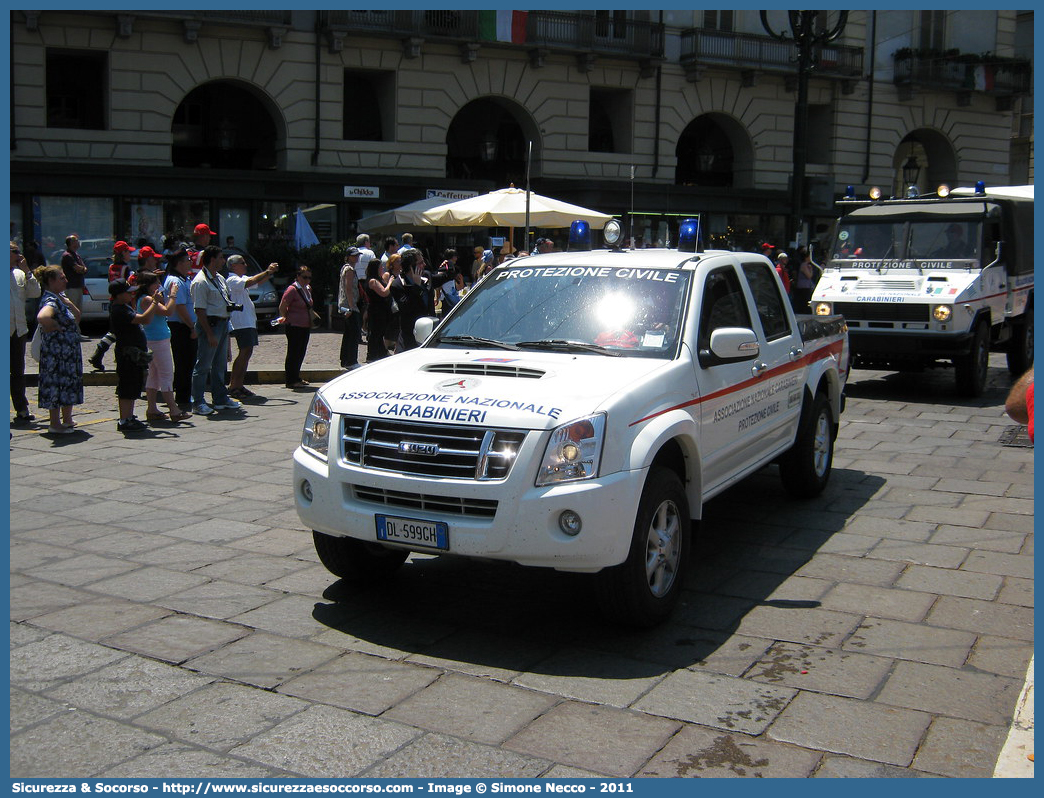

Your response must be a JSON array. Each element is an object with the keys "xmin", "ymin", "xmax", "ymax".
[
  {"xmin": 831, "ymin": 219, "xmax": 981, "ymax": 264},
  {"xmin": 431, "ymin": 264, "xmax": 692, "ymax": 358}
]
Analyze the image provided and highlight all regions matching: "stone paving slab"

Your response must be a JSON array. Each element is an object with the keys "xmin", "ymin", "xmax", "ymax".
[{"xmin": 9, "ymin": 359, "xmax": 1033, "ymax": 778}]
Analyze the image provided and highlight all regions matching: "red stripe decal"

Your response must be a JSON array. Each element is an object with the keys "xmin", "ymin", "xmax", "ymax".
[{"xmin": 629, "ymin": 340, "xmax": 843, "ymax": 427}]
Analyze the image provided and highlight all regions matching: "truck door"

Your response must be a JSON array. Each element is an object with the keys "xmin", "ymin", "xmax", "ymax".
[
  {"xmin": 739, "ymin": 260, "xmax": 805, "ymax": 451},
  {"xmin": 692, "ymin": 263, "xmax": 770, "ymax": 496}
]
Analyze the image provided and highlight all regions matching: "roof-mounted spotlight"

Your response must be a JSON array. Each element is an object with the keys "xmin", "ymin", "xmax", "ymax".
[
  {"xmin": 602, "ymin": 219, "xmax": 622, "ymax": 248},
  {"xmin": 937, "ymin": 184, "xmax": 951, "ymax": 198},
  {"xmin": 868, "ymin": 186, "xmax": 882, "ymax": 200},
  {"xmin": 678, "ymin": 218, "xmax": 699, "ymax": 253},
  {"xmin": 568, "ymin": 220, "xmax": 591, "ymax": 252}
]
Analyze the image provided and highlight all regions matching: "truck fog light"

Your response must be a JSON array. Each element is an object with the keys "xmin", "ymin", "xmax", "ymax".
[
  {"xmin": 814, "ymin": 302, "xmax": 832, "ymax": 316},
  {"xmin": 932, "ymin": 305, "xmax": 952, "ymax": 322},
  {"xmin": 301, "ymin": 480, "xmax": 313, "ymax": 502},
  {"xmin": 558, "ymin": 510, "xmax": 582, "ymax": 536}
]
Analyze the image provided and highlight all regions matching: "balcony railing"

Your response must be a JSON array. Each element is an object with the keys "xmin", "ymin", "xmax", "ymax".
[
  {"xmin": 526, "ymin": 11, "xmax": 665, "ymax": 60},
  {"xmin": 325, "ymin": 11, "xmax": 478, "ymax": 40},
  {"xmin": 130, "ymin": 10, "xmax": 292, "ymax": 26},
  {"xmin": 325, "ymin": 10, "xmax": 663, "ymax": 61},
  {"xmin": 680, "ymin": 28, "xmax": 863, "ymax": 79},
  {"xmin": 893, "ymin": 50, "xmax": 1031, "ymax": 96}
]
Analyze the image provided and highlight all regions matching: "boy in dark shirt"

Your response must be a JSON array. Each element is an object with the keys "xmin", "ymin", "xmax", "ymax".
[{"xmin": 108, "ymin": 278, "xmax": 161, "ymax": 432}]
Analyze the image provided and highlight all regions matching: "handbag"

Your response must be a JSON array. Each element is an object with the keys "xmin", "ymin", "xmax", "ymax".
[
  {"xmin": 123, "ymin": 345, "xmax": 154, "ymax": 366},
  {"xmin": 29, "ymin": 326, "xmax": 42, "ymax": 362}
]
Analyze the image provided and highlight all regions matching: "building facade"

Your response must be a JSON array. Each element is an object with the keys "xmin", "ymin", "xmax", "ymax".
[{"xmin": 9, "ymin": 9, "xmax": 1033, "ymax": 261}]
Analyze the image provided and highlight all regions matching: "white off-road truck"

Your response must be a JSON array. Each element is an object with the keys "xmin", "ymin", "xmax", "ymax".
[
  {"xmin": 813, "ymin": 183, "xmax": 1033, "ymax": 395},
  {"xmin": 294, "ymin": 222, "xmax": 849, "ymax": 625}
]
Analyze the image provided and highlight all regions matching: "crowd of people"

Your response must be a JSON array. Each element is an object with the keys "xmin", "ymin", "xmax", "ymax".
[{"xmin": 760, "ymin": 241, "xmax": 823, "ymax": 314}]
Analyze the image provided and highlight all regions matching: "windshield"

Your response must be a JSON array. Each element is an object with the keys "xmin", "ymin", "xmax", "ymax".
[
  {"xmin": 830, "ymin": 219, "xmax": 982, "ymax": 264},
  {"xmin": 431, "ymin": 263, "xmax": 692, "ymax": 358}
]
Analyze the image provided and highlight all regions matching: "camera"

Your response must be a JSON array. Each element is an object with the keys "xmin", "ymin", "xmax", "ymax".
[{"xmin": 226, "ymin": 303, "xmax": 244, "ymax": 313}]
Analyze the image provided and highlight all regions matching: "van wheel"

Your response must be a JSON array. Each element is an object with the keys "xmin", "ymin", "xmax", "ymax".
[
  {"xmin": 1006, "ymin": 310, "xmax": 1033, "ymax": 376},
  {"xmin": 779, "ymin": 392, "xmax": 834, "ymax": 499},
  {"xmin": 312, "ymin": 531, "xmax": 408, "ymax": 581},
  {"xmin": 597, "ymin": 466, "xmax": 689, "ymax": 628},
  {"xmin": 956, "ymin": 321, "xmax": 990, "ymax": 397}
]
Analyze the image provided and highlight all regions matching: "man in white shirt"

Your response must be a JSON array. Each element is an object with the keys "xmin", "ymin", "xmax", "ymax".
[
  {"xmin": 226, "ymin": 254, "xmax": 278, "ymax": 400},
  {"xmin": 10, "ymin": 241, "xmax": 41, "ymax": 424},
  {"xmin": 189, "ymin": 246, "xmax": 240, "ymax": 415}
]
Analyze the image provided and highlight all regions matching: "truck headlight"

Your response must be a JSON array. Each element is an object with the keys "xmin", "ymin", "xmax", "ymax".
[
  {"xmin": 536, "ymin": 413, "xmax": 606, "ymax": 486},
  {"xmin": 933, "ymin": 305, "xmax": 952, "ymax": 322},
  {"xmin": 814, "ymin": 302, "xmax": 832, "ymax": 316},
  {"xmin": 302, "ymin": 393, "xmax": 332, "ymax": 459}
]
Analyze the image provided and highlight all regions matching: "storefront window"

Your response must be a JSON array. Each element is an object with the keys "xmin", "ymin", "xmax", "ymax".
[
  {"xmin": 119, "ymin": 198, "xmax": 210, "ymax": 250},
  {"xmin": 218, "ymin": 206, "xmax": 250, "ymax": 249},
  {"xmin": 11, "ymin": 200, "xmax": 23, "ymax": 245},
  {"xmin": 257, "ymin": 201, "xmax": 336, "ymax": 245},
  {"xmin": 34, "ymin": 195, "xmax": 114, "ymax": 263}
]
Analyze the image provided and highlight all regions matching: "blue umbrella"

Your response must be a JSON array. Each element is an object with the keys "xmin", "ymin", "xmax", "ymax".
[{"xmin": 294, "ymin": 208, "xmax": 320, "ymax": 250}]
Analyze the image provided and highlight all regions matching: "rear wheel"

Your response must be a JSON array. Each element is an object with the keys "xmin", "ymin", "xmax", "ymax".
[
  {"xmin": 597, "ymin": 466, "xmax": 689, "ymax": 628},
  {"xmin": 956, "ymin": 320, "xmax": 990, "ymax": 397},
  {"xmin": 1006, "ymin": 310, "xmax": 1033, "ymax": 377},
  {"xmin": 779, "ymin": 391, "xmax": 834, "ymax": 499},
  {"xmin": 312, "ymin": 531, "xmax": 408, "ymax": 581}
]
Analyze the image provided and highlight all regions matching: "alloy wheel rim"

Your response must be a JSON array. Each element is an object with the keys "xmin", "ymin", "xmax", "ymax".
[{"xmin": 644, "ymin": 499, "xmax": 681, "ymax": 598}]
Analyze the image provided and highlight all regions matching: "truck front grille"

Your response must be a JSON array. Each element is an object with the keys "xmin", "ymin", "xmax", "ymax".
[
  {"xmin": 341, "ymin": 416, "xmax": 527, "ymax": 480},
  {"xmin": 353, "ymin": 486, "xmax": 498, "ymax": 518},
  {"xmin": 834, "ymin": 302, "xmax": 930, "ymax": 323}
]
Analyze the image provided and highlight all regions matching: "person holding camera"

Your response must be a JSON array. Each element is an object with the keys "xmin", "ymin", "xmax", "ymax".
[
  {"xmin": 189, "ymin": 246, "xmax": 242, "ymax": 415},
  {"xmin": 108, "ymin": 277, "xmax": 163, "ymax": 432},
  {"xmin": 227, "ymin": 254, "xmax": 278, "ymax": 399},
  {"xmin": 135, "ymin": 270, "xmax": 191, "ymax": 424}
]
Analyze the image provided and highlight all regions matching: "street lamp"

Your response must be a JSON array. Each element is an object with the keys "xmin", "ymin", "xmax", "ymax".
[
  {"xmin": 480, "ymin": 131, "xmax": 498, "ymax": 163},
  {"xmin": 761, "ymin": 10, "xmax": 848, "ymax": 247},
  {"xmin": 902, "ymin": 155, "xmax": 920, "ymax": 193}
]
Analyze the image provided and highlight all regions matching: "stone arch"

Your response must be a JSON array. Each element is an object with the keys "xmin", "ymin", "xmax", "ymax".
[
  {"xmin": 445, "ymin": 96, "xmax": 540, "ymax": 186},
  {"xmin": 675, "ymin": 112, "xmax": 755, "ymax": 189},
  {"xmin": 171, "ymin": 78, "xmax": 286, "ymax": 170},
  {"xmin": 894, "ymin": 128, "xmax": 959, "ymax": 195}
]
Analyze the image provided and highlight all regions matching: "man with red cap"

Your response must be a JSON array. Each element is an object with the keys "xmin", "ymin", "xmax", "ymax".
[
  {"xmin": 137, "ymin": 245, "xmax": 164, "ymax": 272},
  {"xmin": 189, "ymin": 223, "xmax": 216, "ymax": 271}
]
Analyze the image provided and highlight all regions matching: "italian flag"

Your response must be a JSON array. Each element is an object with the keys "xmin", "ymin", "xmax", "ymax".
[{"xmin": 478, "ymin": 10, "xmax": 527, "ymax": 44}]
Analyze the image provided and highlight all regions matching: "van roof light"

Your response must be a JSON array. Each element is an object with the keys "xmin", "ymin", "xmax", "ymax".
[
  {"xmin": 568, "ymin": 220, "xmax": 591, "ymax": 251},
  {"xmin": 678, "ymin": 218, "xmax": 699, "ymax": 253}
]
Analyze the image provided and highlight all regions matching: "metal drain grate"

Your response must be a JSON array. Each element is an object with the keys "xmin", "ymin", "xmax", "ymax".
[{"xmin": 998, "ymin": 425, "xmax": 1034, "ymax": 448}]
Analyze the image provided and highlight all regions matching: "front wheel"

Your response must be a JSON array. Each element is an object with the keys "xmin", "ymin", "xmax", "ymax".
[
  {"xmin": 313, "ymin": 531, "xmax": 409, "ymax": 582},
  {"xmin": 779, "ymin": 391, "xmax": 834, "ymax": 499},
  {"xmin": 596, "ymin": 466, "xmax": 689, "ymax": 628},
  {"xmin": 1006, "ymin": 310, "xmax": 1033, "ymax": 377},
  {"xmin": 955, "ymin": 321, "xmax": 990, "ymax": 397}
]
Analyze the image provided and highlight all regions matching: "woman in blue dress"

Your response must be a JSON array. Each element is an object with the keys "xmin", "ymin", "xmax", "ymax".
[{"xmin": 34, "ymin": 265, "xmax": 84, "ymax": 434}]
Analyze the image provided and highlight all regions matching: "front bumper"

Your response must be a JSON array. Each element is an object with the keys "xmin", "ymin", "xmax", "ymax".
[
  {"xmin": 848, "ymin": 328, "xmax": 975, "ymax": 358},
  {"xmin": 293, "ymin": 446, "xmax": 646, "ymax": 572}
]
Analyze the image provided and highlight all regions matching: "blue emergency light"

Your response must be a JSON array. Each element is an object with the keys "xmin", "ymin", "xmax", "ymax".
[
  {"xmin": 678, "ymin": 218, "xmax": 699, "ymax": 253},
  {"xmin": 569, "ymin": 220, "xmax": 591, "ymax": 251},
  {"xmin": 975, "ymin": 180, "xmax": 986, "ymax": 195}
]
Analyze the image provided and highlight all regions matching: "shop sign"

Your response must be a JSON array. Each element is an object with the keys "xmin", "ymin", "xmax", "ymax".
[
  {"xmin": 427, "ymin": 189, "xmax": 479, "ymax": 201},
  {"xmin": 344, "ymin": 186, "xmax": 380, "ymax": 198}
]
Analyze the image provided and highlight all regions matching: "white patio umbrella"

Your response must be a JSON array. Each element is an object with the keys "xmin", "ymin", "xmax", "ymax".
[
  {"xmin": 355, "ymin": 197, "xmax": 461, "ymax": 234},
  {"xmin": 419, "ymin": 186, "xmax": 612, "ymax": 229}
]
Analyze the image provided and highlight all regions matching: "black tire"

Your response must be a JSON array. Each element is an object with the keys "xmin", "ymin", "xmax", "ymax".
[
  {"xmin": 312, "ymin": 531, "xmax": 408, "ymax": 581},
  {"xmin": 956, "ymin": 320, "xmax": 990, "ymax": 397},
  {"xmin": 596, "ymin": 466, "xmax": 689, "ymax": 628},
  {"xmin": 779, "ymin": 391, "xmax": 834, "ymax": 499},
  {"xmin": 1006, "ymin": 310, "xmax": 1033, "ymax": 377}
]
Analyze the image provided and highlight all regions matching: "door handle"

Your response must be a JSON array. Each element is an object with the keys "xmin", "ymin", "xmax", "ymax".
[
  {"xmin": 751, "ymin": 360, "xmax": 768, "ymax": 377},
  {"xmin": 790, "ymin": 347, "xmax": 803, "ymax": 360}
]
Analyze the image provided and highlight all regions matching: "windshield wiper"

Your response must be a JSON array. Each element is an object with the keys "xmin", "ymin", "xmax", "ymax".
[
  {"xmin": 436, "ymin": 334, "xmax": 520, "ymax": 351},
  {"xmin": 516, "ymin": 339, "xmax": 622, "ymax": 357}
]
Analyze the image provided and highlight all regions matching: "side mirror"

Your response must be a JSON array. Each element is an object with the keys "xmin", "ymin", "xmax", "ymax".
[
  {"xmin": 698, "ymin": 327, "xmax": 760, "ymax": 367},
  {"xmin": 414, "ymin": 316, "xmax": 438, "ymax": 344}
]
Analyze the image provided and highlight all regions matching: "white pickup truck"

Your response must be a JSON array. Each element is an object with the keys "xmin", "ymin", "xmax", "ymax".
[{"xmin": 294, "ymin": 231, "xmax": 849, "ymax": 625}]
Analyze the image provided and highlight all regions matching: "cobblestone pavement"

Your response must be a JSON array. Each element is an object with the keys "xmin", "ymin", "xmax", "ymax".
[{"xmin": 9, "ymin": 348, "xmax": 1033, "ymax": 778}]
